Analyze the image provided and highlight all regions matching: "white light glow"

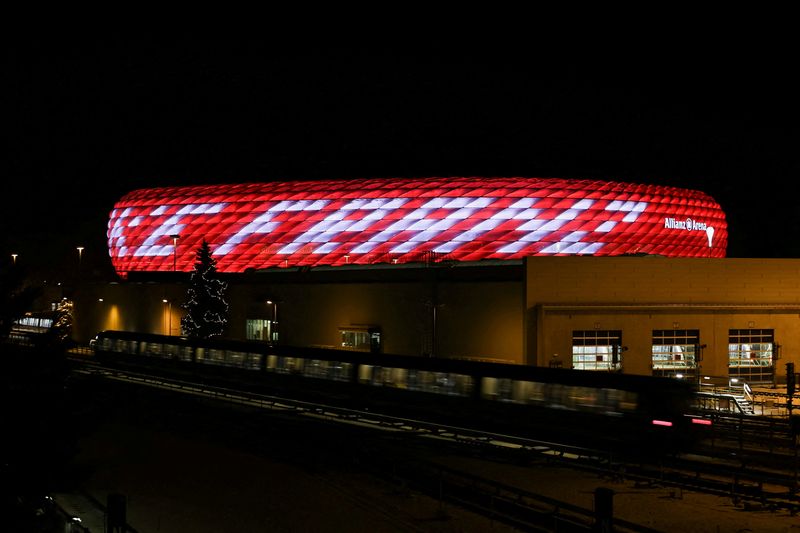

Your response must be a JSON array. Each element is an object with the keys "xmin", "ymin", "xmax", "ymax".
[
  {"xmin": 314, "ymin": 242, "xmax": 340, "ymax": 254},
  {"xmin": 595, "ymin": 221, "xmax": 617, "ymax": 233},
  {"xmin": 509, "ymin": 198, "xmax": 537, "ymax": 209}
]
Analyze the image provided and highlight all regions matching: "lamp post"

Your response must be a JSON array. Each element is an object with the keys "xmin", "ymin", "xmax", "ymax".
[
  {"xmin": 170, "ymin": 234, "xmax": 180, "ymax": 272},
  {"xmin": 76, "ymin": 247, "xmax": 84, "ymax": 279},
  {"xmin": 11, "ymin": 254, "xmax": 17, "ymax": 265},
  {"xmin": 162, "ymin": 299, "xmax": 172, "ymax": 335},
  {"xmin": 266, "ymin": 300, "xmax": 278, "ymax": 343}
]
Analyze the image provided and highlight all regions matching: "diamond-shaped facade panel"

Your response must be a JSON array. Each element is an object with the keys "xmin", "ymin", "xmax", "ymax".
[{"xmin": 108, "ymin": 177, "xmax": 727, "ymax": 276}]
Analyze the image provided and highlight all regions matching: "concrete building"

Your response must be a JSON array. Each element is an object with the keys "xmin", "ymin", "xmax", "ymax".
[
  {"xmin": 525, "ymin": 257, "xmax": 800, "ymax": 385},
  {"xmin": 73, "ymin": 256, "xmax": 800, "ymax": 387}
]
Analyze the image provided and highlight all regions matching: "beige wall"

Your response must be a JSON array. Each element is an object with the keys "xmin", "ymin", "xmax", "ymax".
[
  {"xmin": 525, "ymin": 257, "xmax": 800, "ymax": 375},
  {"xmin": 230, "ymin": 280, "xmax": 521, "ymax": 361},
  {"xmin": 526, "ymin": 257, "xmax": 800, "ymax": 305},
  {"xmin": 74, "ymin": 273, "xmax": 523, "ymax": 363},
  {"xmin": 73, "ymin": 282, "xmax": 186, "ymax": 342},
  {"xmin": 70, "ymin": 257, "xmax": 800, "ymax": 378}
]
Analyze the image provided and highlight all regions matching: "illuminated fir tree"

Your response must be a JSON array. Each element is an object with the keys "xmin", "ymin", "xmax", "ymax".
[
  {"xmin": 180, "ymin": 240, "xmax": 229, "ymax": 339},
  {"xmin": 52, "ymin": 298, "xmax": 74, "ymax": 343}
]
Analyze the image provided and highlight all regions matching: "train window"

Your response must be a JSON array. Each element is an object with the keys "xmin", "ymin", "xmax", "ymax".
[
  {"xmin": 140, "ymin": 342, "xmax": 156, "ymax": 355},
  {"xmin": 332, "ymin": 362, "xmax": 352, "ymax": 382},
  {"xmin": 482, "ymin": 378, "xmax": 638, "ymax": 414},
  {"xmin": 564, "ymin": 386, "xmax": 600, "ymax": 411},
  {"xmin": 225, "ymin": 350, "xmax": 246, "ymax": 367},
  {"xmin": 451, "ymin": 374, "xmax": 474, "ymax": 396},
  {"xmin": 245, "ymin": 353, "xmax": 262, "ymax": 370},
  {"xmin": 407, "ymin": 370, "xmax": 472, "ymax": 396},
  {"xmin": 196, "ymin": 348, "xmax": 229, "ymax": 366},
  {"xmin": 358, "ymin": 364, "xmax": 374, "ymax": 384},
  {"xmin": 544, "ymin": 384, "xmax": 569, "ymax": 408},
  {"xmin": 178, "ymin": 346, "xmax": 194, "ymax": 362},
  {"xmin": 602, "ymin": 389, "xmax": 638, "ymax": 414},
  {"xmin": 208, "ymin": 349, "xmax": 226, "ymax": 364},
  {"xmin": 481, "ymin": 377, "xmax": 513, "ymax": 401},
  {"xmin": 112, "ymin": 338, "xmax": 137, "ymax": 354},
  {"xmin": 275, "ymin": 356, "xmax": 304, "ymax": 374},
  {"xmin": 303, "ymin": 359, "xmax": 353, "ymax": 382},
  {"xmin": 141, "ymin": 342, "xmax": 173, "ymax": 359},
  {"xmin": 407, "ymin": 370, "xmax": 431, "ymax": 392},
  {"xmin": 512, "ymin": 380, "xmax": 546, "ymax": 404},
  {"xmin": 304, "ymin": 359, "xmax": 325, "ymax": 379},
  {"xmin": 162, "ymin": 344, "xmax": 179, "ymax": 358},
  {"xmin": 371, "ymin": 366, "xmax": 408, "ymax": 388}
]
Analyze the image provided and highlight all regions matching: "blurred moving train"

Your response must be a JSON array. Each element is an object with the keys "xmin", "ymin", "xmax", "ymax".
[{"xmin": 90, "ymin": 330, "xmax": 710, "ymax": 452}]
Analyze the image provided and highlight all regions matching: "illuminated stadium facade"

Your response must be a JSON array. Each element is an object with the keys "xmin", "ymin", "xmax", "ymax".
[
  {"xmin": 107, "ymin": 177, "xmax": 727, "ymax": 276},
  {"xmin": 78, "ymin": 178, "xmax": 800, "ymax": 384}
]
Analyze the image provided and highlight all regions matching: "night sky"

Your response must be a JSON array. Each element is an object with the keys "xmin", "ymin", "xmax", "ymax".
[{"xmin": 4, "ymin": 37, "xmax": 798, "ymax": 279}]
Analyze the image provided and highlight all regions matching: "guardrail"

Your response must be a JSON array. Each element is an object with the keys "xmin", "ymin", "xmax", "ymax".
[{"xmin": 695, "ymin": 391, "xmax": 752, "ymax": 415}]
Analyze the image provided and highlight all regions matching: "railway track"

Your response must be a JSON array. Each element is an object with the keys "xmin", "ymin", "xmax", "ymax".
[{"xmin": 66, "ymin": 356, "xmax": 800, "ymax": 530}]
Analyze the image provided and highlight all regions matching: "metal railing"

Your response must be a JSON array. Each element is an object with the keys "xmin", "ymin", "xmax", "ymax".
[{"xmin": 695, "ymin": 376, "xmax": 757, "ymax": 414}]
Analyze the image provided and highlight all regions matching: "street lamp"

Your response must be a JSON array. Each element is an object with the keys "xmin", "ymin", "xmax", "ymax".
[
  {"xmin": 162, "ymin": 299, "xmax": 172, "ymax": 335},
  {"xmin": 266, "ymin": 300, "xmax": 278, "ymax": 343},
  {"xmin": 11, "ymin": 254, "xmax": 17, "ymax": 265},
  {"xmin": 76, "ymin": 247, "xmax": 85, "ymax": 279},
  {"xmin": 170, "ymin": 234, "xmax": 180, "ymax": 272}
]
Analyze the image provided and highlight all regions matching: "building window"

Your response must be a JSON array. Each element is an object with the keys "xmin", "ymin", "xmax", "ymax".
[
  {"xmin": 572, "ymin": 330, "xmax": 623, "ymax": 371},
  {"xmin": 339, "ymin": 326, "xmax": 381, "ymax": 353},
  {"xmin": 246, "ymin": 319, "xmax": 274, "ymax": 342},
  {"xmin": 729, "ymin": 329, "xmax": 774, "ymax": 383},
  {"xmin": 652, "ymin": 330, "xmax": 699, "ymax": 378}
]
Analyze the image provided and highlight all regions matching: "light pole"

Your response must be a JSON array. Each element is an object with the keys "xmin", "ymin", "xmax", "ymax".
[
  {"xmin": 76, "ymin": 247, "xmax": 84, "ymax": 279},
  {"xmin": 170, "ymin": 234, "xmax": 180, "ymax": 272},
  {"xmin": 11, "ymin": 254, "xmax": 17, "ymax": 265},
  {"xmin": 162, "ymin": 299, "xmax": 172, "ymax": 335},
  {"xmin": 267, "ymin": 300, "xmax": 278, "ymax": 343}
]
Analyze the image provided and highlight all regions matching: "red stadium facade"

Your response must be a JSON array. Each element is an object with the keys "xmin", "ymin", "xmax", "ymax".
[{"xmin": 107, "ymin": 177, "xmax": 727, "ymax": 276}]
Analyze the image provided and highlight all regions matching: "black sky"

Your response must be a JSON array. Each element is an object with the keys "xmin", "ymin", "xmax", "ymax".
[{"xmin": 3, "ymin": 37, "xmax": 799, "ymax": 277}]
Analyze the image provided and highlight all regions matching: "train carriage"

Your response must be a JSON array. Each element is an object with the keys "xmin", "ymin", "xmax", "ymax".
[{"xmin": 91, "ymin": 330, "xmax": 703, "ymax": 452}]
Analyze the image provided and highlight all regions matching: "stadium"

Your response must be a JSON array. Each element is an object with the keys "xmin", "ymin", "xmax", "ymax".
[
  {"xmin": 63, "ymin": 176, "xmax": 800, "ymax": 388},
  {"xmin": 107, "ymin": 177, "xmax": 727, "ymax": 277}
]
